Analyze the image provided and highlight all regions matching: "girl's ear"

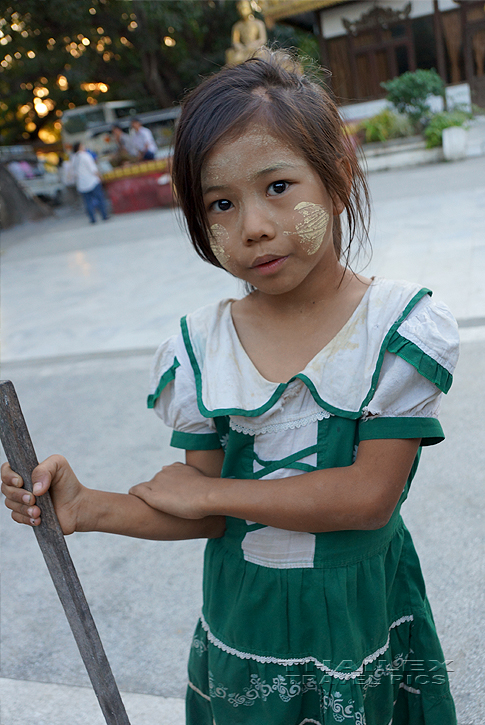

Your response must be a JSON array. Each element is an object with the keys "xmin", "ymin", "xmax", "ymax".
[{"xmin": 333, "ymin": 157, "xmax": 353, "ymax": 216}]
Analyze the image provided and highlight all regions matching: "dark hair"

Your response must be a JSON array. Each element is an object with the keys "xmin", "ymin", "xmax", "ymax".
[
  {"xmin": 172, "ymin": 48, "xmax": 370, "ymax": 268},
  {"xmin": 73, "ymin": 141, "xmax": 81, "ymax": 153}
]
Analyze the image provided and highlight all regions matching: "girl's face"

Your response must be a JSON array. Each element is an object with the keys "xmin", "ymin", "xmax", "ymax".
[{"xmin": 201, "ymin": 124, "xmax": 343, "ymax": 297}]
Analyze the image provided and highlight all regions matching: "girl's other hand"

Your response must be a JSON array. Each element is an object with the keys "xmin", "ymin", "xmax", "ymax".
[
  {"xmin": 130, "ymin": 462, "xmax": 212, "ymax": 520},
  {"xmin": 1, "ymin": 455, "xmax": 85, "ymax": 535}
]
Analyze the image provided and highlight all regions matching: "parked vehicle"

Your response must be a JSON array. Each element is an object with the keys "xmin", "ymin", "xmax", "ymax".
[
  {"xmin": 61, "ymin": 101, "xmax": 180, "ymax": 159},
  {"xmin": 0, "ymin": 145, "xmax": 63, "ymax": 205}
]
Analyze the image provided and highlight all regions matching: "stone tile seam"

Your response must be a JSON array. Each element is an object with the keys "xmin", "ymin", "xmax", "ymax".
[{"xmin": 2, "ymin": 318, "xmax": 485, "ymax": 369}]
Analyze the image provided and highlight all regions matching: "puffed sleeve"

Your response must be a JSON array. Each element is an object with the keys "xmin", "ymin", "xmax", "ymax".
[
  {"xmin": 147, "ymin": 332, "xmax": 222, "ymax": 450},
  {"xmin": 359, "ymin": 296, "xmax": 459, "ymax": 446}
]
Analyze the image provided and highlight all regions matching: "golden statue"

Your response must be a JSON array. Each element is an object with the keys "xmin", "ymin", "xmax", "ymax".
[{"xmin": 225, "ymin": 0, "xmax": 267, "ymax": 66}]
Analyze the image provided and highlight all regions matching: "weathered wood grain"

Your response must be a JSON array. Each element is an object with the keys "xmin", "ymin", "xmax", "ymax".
[{"xmin": 0, "ymin": 380, "xmax": 131, "ymax": 725}]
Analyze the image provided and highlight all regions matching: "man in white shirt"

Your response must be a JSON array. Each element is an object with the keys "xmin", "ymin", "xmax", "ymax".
[
  {"xmin": 110, "ymin": 125, "xmax": 138, "ymax": 166},
  {"xmin": 72, "ymin": 142, "xmax": 109, "ymax": 223},
  {"xmin": 130, "ymin": 118, "xmax": 157, "ymax": 161}
]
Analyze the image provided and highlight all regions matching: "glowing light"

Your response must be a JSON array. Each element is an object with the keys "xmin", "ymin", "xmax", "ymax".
[
  {"xmin": 35, "ymin": 101, "xmax": 49, "ymax": 117},
  {"xmin": 38, "ymin": 128, "xmax": 57, "ymax": 144},
  {"xmin": 48, "ymin": 38, "xmax": 56, "ymax": 45},
  {"xmin": 80, "ymin": 82, "xmax": 109, "ymax": 93},
  {"xmin": 86, "ymin": 96, "xmax": 97, "ymax": 105},
  {"xmin": 128, "ymin": 21, "xmax": 138, "ymax": 29},
  {"xmin": 97, "ymin": 27, "xmax": 104, "ymax": 34},
  {"xmin": 0, "ymin": 60, "xmax": 8, "ymax": 67},
  {"xmin": 19, "ymin": 104, "xmax": 31, "ymax": 114},
  {"xmin": 103, "ymin": 52, "xmax": 110, "ymax": 61},
  {"xmin": 163, "ymin": 36, "xmax": 176, "ymax": 47},
  {"xmin": 26, "ymin": 121, "xmax": 36, "ymax": 132},
  {"xmin": 57, "ymin": 75, "xmax": 68, "ymax": 90},
  {"xmin": 89, "ymin": 7, "xmax": 96, "ymax": 14},
  {"xmin": 68, "ymin": 102, "xmax": 76, "ymax": 109},
  {"xmin": 14, "ymin": 51, "xmax": 21, "ymax": 58},
  {"xmin": 21, "ymin": 30, "xmax": 29, "ymax": 38},
  {"xmin": 82, "ymin": 37, "xmax": 90, "ymax": 46},
  {"xmin": 27, "ymin": 50, "xmax": 35, "ymax": 58},
  {"xmin": 34, "ymin": 86, "xmax": 49, "ymax": 97}
]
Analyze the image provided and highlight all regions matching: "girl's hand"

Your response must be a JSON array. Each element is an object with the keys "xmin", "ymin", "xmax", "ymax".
[
  {"xmin": 1, "ymin": 455, "xmax": 86, "ymax": 535},
  {"xmin": 129, "ymin": 462, "xmax": 213, "ymax": 520}
]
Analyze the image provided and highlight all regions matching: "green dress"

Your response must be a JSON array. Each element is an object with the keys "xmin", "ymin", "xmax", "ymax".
[{"xmin": 148, "ymin": 278, "xmax": 459, "ymax": 725}]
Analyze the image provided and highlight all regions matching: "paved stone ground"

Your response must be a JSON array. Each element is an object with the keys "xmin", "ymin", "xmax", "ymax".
[{"xmin": 1, "ymin": 155, "xmax": 484, "ymax": 724}]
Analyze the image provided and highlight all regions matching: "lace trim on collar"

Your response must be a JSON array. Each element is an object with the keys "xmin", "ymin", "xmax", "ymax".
[{"xmin": 230, "ymin": 410, "xmax": 331, "ymax": 436}]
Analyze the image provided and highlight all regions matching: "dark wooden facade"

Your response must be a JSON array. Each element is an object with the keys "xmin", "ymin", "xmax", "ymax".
[{"xmin": 263, "ymin": 0, "xmax": 485, "ymax": 107}]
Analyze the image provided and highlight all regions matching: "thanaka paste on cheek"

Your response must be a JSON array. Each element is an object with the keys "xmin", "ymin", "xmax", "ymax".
[
  {"xmin": 286, "ymin": 202, "xmax": 330, "ymax": 255},
  {"xmin": 209, "ymin": 224, "xmax": 231, "ymax": 267}
]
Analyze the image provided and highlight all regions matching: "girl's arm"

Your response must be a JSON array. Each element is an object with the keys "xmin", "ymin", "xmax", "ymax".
[
  {"xmin": 130, "ymin": 438, "xmax": 420, "ymax": 532},
  {"xmin": 1, "ymin": 450, "xmax": 225, "ymax": 540}
]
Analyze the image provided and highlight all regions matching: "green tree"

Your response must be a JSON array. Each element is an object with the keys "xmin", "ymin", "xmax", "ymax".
[
  {"xmin": 0, "ymin": 0, "xmax": 239, "ymax": 145},
  {"xmin": 0, "ymin": 0, "xmax": 318, "ymax": 146},
  {"xmin": 381, "ymin": 69, "xmax": 445, "ymax": 131}
]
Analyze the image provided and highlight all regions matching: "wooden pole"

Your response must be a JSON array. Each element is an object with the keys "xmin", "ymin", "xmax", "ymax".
[
  {"xmin": 0, "ymin": 380, "xmax": 131, "ymax": 725},
  {"xmin": 433, "ymin": 0, "xmax": 448, "ymax": 84}
]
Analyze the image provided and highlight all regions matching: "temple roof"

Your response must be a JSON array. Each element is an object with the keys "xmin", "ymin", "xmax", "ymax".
[{"xmin": 260, "ymin": 0, "xmax": 349, "ymax": 22}]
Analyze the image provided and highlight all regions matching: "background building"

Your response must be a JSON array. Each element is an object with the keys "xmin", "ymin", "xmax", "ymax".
[{"xmin": 261, "ymin": 0, "xmax": 485, "ymax": 108}]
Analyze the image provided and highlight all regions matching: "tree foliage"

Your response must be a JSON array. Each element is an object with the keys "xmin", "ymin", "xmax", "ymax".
[{"xmin": 0, "ymin": 0, "xmax": 240, "ymax": 145}]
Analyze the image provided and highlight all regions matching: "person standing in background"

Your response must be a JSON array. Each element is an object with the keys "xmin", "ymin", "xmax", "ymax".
[
  {"xmin": 72, "ymin": 142, "xmax": 110, "ymax": 224},
  {"xmin": 130, "ymin": 118, "xmax": 157, "ymax": 161}
]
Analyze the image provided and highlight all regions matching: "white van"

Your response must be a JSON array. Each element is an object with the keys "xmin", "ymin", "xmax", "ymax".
[{"xmin": 61, "ymin": 101, "xmax": 180, "ymax": 159}]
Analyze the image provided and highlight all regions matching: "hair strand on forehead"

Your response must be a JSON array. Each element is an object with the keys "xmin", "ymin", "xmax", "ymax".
[{"xmin": 172, "ymin": 47, "xmax": 370, "ymax": 271}]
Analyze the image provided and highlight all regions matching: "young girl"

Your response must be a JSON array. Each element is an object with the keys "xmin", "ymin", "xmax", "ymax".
[{"xmin": 2, "ymin": 50, "xmax": 459, "ymax": 724}]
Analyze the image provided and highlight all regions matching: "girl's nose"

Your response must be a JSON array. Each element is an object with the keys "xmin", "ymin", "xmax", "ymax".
[{"xmin": 242, "ymin": 205, "xmax": 276, "ymax": 244}]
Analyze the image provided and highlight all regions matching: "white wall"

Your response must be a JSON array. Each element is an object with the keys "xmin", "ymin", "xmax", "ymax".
[{"xmin": 319, "ymin": 0, "xmax": 457, "ymax": 39}]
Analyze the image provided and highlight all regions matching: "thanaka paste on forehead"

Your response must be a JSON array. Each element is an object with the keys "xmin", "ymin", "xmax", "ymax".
[
  {"xmin": 203, "ymin": 124, "xmax": 307, "ymax": 195},
  {"xmin": 209, "ymin": 224, "xmax": 231, "ymax": 267},
  {"xmin": 285, "ymin": 202, "xmax": 330, "ymax": 255}
]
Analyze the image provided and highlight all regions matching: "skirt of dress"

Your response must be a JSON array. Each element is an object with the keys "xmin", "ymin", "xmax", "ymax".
[{"xmin": 186, "ymin": 518, "xmax": 457, "ymax": 725}]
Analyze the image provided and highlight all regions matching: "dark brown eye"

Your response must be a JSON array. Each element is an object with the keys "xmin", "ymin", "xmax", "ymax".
[
  {"xmin": 268, "ymin": 180, "xmax": 289, "ymax": 196},
  {"xmin": 212, "ymin": 199, "xmax": 233, "ymax": 212}
]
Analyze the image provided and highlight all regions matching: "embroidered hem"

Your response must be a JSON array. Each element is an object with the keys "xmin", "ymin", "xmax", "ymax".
[{"xmin": 199, "ymin": 613, "xmax": 414, "ymax": 680}]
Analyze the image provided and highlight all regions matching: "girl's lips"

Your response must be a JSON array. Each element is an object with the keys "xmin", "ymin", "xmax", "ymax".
[{"xmin": 251, "ymin": 255, "xmax": 288, "ymax": 274}]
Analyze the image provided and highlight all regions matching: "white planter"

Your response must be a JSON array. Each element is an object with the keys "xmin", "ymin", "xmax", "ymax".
[{"xmin": 442, "ymin": 126, "xmax": 468, "ymax": 161}]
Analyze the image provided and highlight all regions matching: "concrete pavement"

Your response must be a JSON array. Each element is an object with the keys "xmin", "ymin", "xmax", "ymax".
[{"xmin": 1, "ymin": 155, "xmax": 484, "ymax": 724}]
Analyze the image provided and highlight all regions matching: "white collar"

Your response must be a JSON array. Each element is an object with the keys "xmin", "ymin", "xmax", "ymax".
[{"xmin": 181, "ymin": 278, "xmax": 429, "ymax": 418}]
